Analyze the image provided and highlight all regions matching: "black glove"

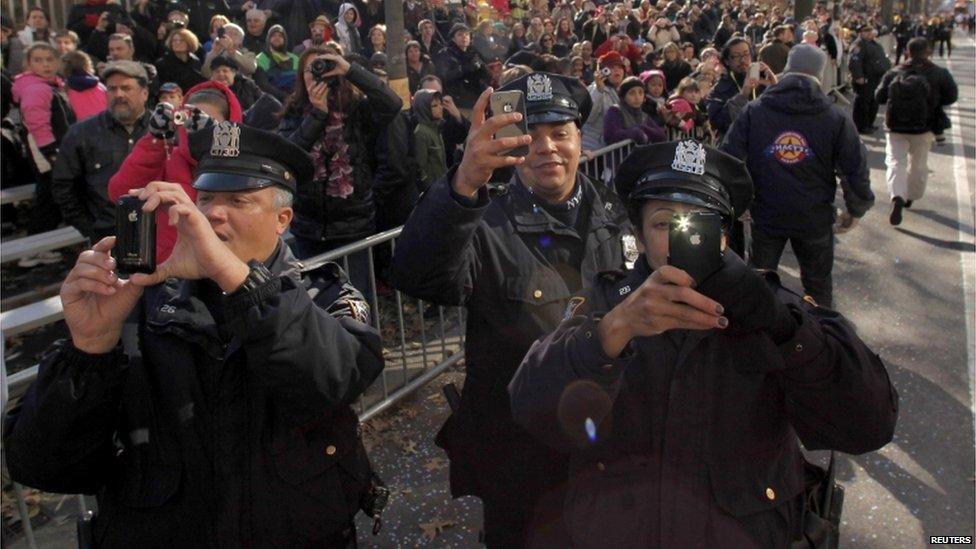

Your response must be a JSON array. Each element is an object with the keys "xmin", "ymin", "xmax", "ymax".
[
  {"xmin": 149, "ymin": 102, "xmax": 176, "ymax": 140},
  {"xmin": 182, "ymin": 106, "xmax": 212, "ymax": 133},
  {"xmin": 697, "ymin": 250, "xmax": 796, "ymax": 340}
]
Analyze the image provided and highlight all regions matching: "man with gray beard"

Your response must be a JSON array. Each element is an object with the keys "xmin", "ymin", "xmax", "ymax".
[{"xmin": 52, "ymin": 60, "xmax": 150, "ymax": 240}]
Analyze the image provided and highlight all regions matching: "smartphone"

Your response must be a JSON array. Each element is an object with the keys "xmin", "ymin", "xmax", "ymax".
[
  {"xmin": 668, "ymin": 211, "xmax": 724, "ymax": 285},
  {"xmin": 748, "ymin": 62, "xmax": 761, "ymax": 80},
  {"xmin": 216, "ymin": 25, "xmax": 225, "ymax": 38},
  {"xmin": 489, "ymin": 90, "xmax": 530, "ymax": 157},
  {"xmin": 115, "ymin": 195, "xmax": 156, "ymax": 277}
]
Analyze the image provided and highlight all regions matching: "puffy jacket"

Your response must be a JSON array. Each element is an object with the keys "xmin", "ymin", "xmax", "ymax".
[
  {"xmin": 706, "ymin": 70, "xmax": 763, "ymax": 137},
  {"xmin": 721, "ymin": 73, "xmax": 874, "ymax": 238},
  {"xmin": 11, "ymin": 72, "xmax": 74, "ymax": 149},
  {"xmin": 875, "ymin": 58, "xmax": 959, "ymax": 134},
  {"xmin": 277, "ymin": 63, "xmax": 402, "ymax": 243},
  {"xmin": 108, "ymin": 81, "xmax": 243, "ymax": 261},
  {"xmin": 582, "ymin": 82, "xmax": 619, "ymax": 151},
  {"xmin": 52, "ymin": 109, "xmax": 150, "ymax": 239},
  {"xmin": 4, "ymin": 243, "xmax": 384, "ymax": 547}
]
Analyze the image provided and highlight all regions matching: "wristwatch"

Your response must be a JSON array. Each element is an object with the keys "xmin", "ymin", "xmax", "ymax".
[{"xmin": 225, "ymin": 259, "xmax": 274, "ymax": 297}]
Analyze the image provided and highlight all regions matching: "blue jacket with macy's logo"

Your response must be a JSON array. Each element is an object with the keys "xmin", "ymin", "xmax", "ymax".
[{"xmin": 721, "ymin": 73, "xmax": 874, "ymax": 238}]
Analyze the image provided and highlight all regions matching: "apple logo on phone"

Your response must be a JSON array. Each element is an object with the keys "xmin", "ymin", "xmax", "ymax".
[
  {"xmin": 128, "ymin": 210, "xmax": 139, "ymax": 223},
  {"xmin": 689, "ymin": 233, "xmax": 702, "ymax": 246}
]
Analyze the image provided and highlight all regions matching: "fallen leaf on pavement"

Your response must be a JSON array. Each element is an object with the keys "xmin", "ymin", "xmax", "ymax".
[{"xmin": 419, "ymin": 517, "xmax": 456, "ymax": 541}]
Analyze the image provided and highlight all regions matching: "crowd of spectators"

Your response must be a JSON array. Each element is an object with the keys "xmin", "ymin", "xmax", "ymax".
[{"xmin": 0, "ymin": 0, "xmax": 972, "ymax": 268}]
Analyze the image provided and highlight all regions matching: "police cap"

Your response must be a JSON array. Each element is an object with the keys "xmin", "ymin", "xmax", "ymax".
[
  {"xmin": 498, "ymin": 72, "xmax": 592, "ymax": 125},
  {"xmin": 189, "ymin": 122, "xmax": 313, "ymax": 194},
  {"xmin": 613, "ymin": 140, "xmax": 753, "ymax": 222}
]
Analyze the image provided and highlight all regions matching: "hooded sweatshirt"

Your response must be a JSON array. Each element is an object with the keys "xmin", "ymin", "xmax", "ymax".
[
  {"xmin": 255, "ymin": 24, "xmax": 299, "ymax": 94},
  {"xmin": 411, "ymin": 89, "xmax": 447, "ymax": 189},
  {"xmin": 108, "ymin": 80, "xmax": 243, "ymax": 261},
  {"xmin": 335, "ymin": 3, "xmax": 363, "ymax": 56},
  {"xmin": 66, "ymin": 71, "xmax": 107, "ymax": 121},
  {"xmin": 720, "ymin": 73, "xmax": 873, "ymax": 237}
]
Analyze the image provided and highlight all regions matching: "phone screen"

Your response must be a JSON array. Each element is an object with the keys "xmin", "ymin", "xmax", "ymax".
[
  {"xmin": 668, "ymin": 211, "xmax": 724, "ymax": 284},
  {"xmin": 748, "ymin": 62, "xmax": 761, "ymax": 80},
  {"xmin": 489, "ymin": 90, "xmax": 530, "ymax": 157}
]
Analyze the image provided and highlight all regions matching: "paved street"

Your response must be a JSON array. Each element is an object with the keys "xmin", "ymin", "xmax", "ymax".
[{"xmin": 6, "ymin": 31, "xmax": 975, "ymax": 549}]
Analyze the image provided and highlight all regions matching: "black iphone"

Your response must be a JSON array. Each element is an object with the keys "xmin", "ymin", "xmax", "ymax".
[
  {"xmin": 668, "ymin": 211, "xmax": 724, "ymax": 284},
  {"xmin": 489, "ymin": 90, "xmax": 530, "ymax": 157},
  {"xmin": 115, "ymin": 195, "xmax": 156, "ymax": 277}
]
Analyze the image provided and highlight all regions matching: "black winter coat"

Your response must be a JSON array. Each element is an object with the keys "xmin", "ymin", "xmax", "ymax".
[
  {"xmin": 848, "ymin": 38, "xmax": 891, "ymax": 82},
  {"xmin": 510, "ymin": 253, "xmax": 898, "ymax": 547},
  {"xmin": 154, "ymin": 51, "xmax": 208, "ymax": 95},
  {"xmin": 4, "ymin": 243, "xmax": 384, "ymax": 547},
  {"xmin": 52, "ymin": 109, "xmax": 150, "ymax": 239},
  {"xmin": 277, "ymin": 63, "xmax": 403, "ymax": 243},
  {"xmin": 390, "ymin": 170, "xmax": 630, "ymax": 502},
  {"xmin": 875, "ymin": 58, "xmax": 959, "ymax": 134},
  {"xmin": 434, "ymin": 43, "xmax": 490, "ymax": 110},
  {"xmin": 721, "ymin": 74, "xmax": 874, "ymax": 238}
]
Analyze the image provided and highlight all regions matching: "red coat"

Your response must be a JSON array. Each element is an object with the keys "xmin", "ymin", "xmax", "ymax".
[
  {"xmin": 108, "ymin": 81, "xmax": 242, "ymax": 261},
  {"xmin": 594, "ymin": 41, "xmax": 643, "ymax": 74}
]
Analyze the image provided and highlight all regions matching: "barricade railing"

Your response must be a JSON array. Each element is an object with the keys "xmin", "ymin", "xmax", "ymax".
[{"xmin": 0, "ymin": 139, "xmax": 636, "ymax": 548}]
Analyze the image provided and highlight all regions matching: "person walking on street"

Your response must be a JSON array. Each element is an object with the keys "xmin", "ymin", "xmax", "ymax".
[
  {"xmin": 392, "ymin": 73, "xmax": 630, "ymax": 548},
  {"xmin": 722, "ymin": 44, "xmax": 874, "ymax": 308},
  {"xmin": 876, "ymin": 37, "xmax": 958, "ymax": 226}
]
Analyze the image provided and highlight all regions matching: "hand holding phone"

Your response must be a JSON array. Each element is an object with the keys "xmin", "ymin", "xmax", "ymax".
[
  {"xmin": 489, "ymin": 90, "xmax": 530, "ymax": 157},
  {"xmin": 748, "ymin": 62, "xmax": 761, "ymax": 81},
  {"xmin": 668, "ymin": 211, "xmax": 724, "ymax": 285},
  {"xmin": 115, "ymin": 195, "xmax": 156, "ymax": 277}
]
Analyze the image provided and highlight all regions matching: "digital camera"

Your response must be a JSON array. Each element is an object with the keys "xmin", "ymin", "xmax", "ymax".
[{"xmin": 309, "ymin": 57, "xmax": 337, "ymax": 81}]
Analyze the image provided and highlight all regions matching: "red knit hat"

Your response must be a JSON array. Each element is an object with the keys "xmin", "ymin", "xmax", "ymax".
[{"xmin": 598, "ymin": 51, "xmax": 626, "ymax": 70}]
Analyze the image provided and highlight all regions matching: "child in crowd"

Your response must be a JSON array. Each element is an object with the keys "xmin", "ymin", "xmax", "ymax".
[
  {"xmin": 603, "ymin": 76, "xmax": 666, "ymax": 145},
  {"xmin": 157, "ymin": 81, "xmax": 183, "ymax": 107},
  {"xmin": 667, "ymin": 76, "xmax": 712, "ymax": 140},
  {"xmin": 11, "ymin": 42, "xmax": 76, "ymax": 265},
  {"xmin": 60, "ymin": 50, "xmax": 106, "ymax": 121},
  {"xmin": 411, "ymin": 88, "xmax": 447, "ymax": 191}
]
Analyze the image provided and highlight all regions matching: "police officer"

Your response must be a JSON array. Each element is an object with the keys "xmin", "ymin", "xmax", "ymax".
[
  {"xmin": 5, "ymin": 123, "xmax": 384, "ymax": 547},
  {"xmin": 391, "ymin": 73, "xmax": 630, "ymax": 547},
  {"xmin": 509, "ymin": 141, "xmax": 899, "ymax": 548},
  {"xmin": 848, "ymin": 23, "xmax": 892, "ymax": 134}
]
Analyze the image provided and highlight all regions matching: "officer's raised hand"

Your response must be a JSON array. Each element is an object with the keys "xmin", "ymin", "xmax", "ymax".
[
  {"xmin": 452, "ymin": 87, "xmax": 533, "ymax": 197},
  {"xmin": 60, "ymin": 237, "xmax": 146, "ymax": 354},
  {"xmin": 597, "ymin": 265, "xmax": 727, "ymax": 358},
  {"xmin": 126, "ymin": 182, "xmax": 249, "ymax": 292}
]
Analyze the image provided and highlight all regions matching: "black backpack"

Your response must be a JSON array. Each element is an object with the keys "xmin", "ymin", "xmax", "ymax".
[{"xmin": 885, "ymin": 70, "xmax": 932, "ymax": 133}]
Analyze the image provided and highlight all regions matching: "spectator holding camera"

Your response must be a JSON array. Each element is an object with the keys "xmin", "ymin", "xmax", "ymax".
[
  {"xmin": 581, "ymin": 51, "xmax": 625, "ymax": 151},
  {"xmin": 509, "ymin": 140, "xmax": 897, "ymax": 548},
  {"xmin": 276, "ymin": 46, "xmax": 401, "ymax": 292},
  {"xmin": 705, "ymin": 37, "xmax": 776, "ymax": 138},
  {"xmin": 109, "ymin": 80, "xmax": 243, "ymax": 262},
  {"xmin": 5, "ymin": 124, "xmax": 384, "ymax": 547},
  {"xmin": 202, "ymin": 23, "xmax": 257, "ymax": 77}
]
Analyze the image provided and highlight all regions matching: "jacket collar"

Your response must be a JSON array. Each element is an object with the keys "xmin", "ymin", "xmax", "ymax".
[{"xmin": 505, "ymin": 172, "xmax": 618, "ymax": 238}]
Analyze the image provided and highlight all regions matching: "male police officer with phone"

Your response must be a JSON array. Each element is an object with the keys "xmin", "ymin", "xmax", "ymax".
[
  {"xmin": 509, "ymin": 141, "xmax": 898, "ymax": 547},
  {"xmin": 392, "ymin": 73, "xmax": 630, "ymax": 547},
  {"xmin": 5, "ymin": 123, "xmax": 384, "ymax": 547}
]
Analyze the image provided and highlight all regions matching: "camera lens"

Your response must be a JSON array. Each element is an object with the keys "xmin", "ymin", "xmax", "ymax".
[{"xmin": 309, "ymin": 57, "xmax": 337, "ymax": 81}]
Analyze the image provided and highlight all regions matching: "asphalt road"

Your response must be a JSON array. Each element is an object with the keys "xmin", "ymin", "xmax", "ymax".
[{"xmin": 6, "ymin": 31, "xmax": 975, "ymax": 549}]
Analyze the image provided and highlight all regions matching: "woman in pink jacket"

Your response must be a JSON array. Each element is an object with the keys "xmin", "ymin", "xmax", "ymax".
[{"xmin": 107, "ymin": 80, "xmax": 242, "ymax": 262}]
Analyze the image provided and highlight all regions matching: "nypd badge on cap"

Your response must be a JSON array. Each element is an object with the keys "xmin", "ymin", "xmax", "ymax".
[
  {"xmin": 671, "ymin": 140, "xmax": 707, "ymax": 176},
  {"xmin": 189, "ymin": 122, "xmax": 313, "ymax": 194},
  {"xmin": 526, "ymin": 73, "xmax": 553, "ymax": 101}
]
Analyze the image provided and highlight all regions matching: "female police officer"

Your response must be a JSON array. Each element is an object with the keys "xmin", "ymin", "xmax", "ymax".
[{"xmin": 509, "ymin": 141, "xmax": 898, "ymax": 547}]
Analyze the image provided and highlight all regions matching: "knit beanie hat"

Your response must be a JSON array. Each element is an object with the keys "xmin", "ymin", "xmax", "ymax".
[{"xmin": 783, "ymin": 43, "xmax": 827, "ymax": 79}]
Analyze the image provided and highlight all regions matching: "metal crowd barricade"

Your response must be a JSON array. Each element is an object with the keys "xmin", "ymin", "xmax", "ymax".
[{"xmin": 0, "ymin": 140, "xmax": 638, "ymax": 548}]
